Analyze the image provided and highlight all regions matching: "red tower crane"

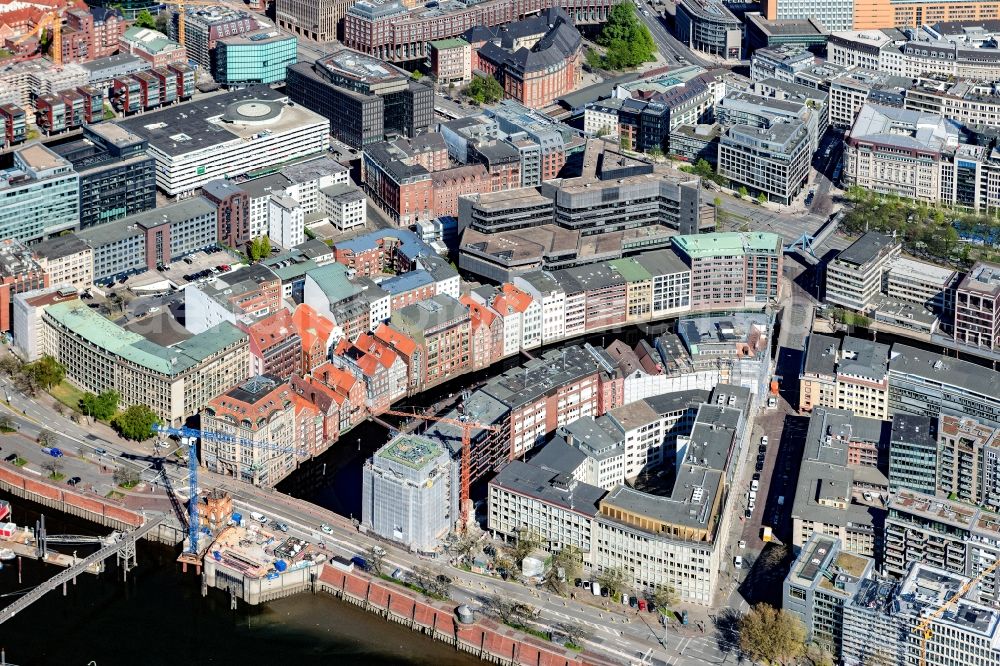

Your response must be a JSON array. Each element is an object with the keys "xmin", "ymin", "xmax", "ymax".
[{"xmin": 383, "ymin": 408, "xmax": 500, "ymax": 531}]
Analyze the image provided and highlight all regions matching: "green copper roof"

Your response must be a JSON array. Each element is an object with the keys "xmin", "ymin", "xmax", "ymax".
[
  {"xmin": 306, "ymin": 263, "xmax": 358, "ymax": 304},
  {"xmin": 608, "ymin": 258, "xmax": 652, "ymax": 283},
  {"xmin": 672, "ymin": 232, "xmax": 781, "ymax": 259},
  {"xmin": 45, "ymin": 300, "xmax": 245, "ymax": 376}
]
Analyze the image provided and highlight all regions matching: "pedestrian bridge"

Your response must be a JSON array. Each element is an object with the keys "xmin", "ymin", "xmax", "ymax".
[{"xmin": 0, "ymin": 515, "xmax": 165, "ymax": 626}]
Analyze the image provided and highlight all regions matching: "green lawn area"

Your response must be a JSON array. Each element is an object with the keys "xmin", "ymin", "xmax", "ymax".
[
  {"xmin": 14, "ymin": 457, "xmax": 26, "ymax": 467},
  {"xmin": 50, "ymin": 381, "xmax": 86, "ymax": 413},
  {"xmin": 48, "ymin": 471, "xmax": 65, "ymax": 482},
  {"xmin": 106, "ymin": 490, "xmax": 126, "ymax": 500},
  {"xmin": 119, "ymin": 480, "xmax": 139, "ymax": 490}
]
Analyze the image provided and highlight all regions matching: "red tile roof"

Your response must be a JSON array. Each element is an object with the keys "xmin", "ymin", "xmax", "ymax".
[
  {"xmin": 373, "ymin": 322, "xmax": 417, "ymax": 356},
  {"xmin": 292, "ymin": 303, "xmax": 335, "ymax": 353}
]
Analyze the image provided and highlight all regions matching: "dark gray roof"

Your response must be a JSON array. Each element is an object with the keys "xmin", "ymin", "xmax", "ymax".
[
  {"xmin": 838, "ymin": 336, "xmax": 890, "ymax": 383},
  {"xmin": 602, "ymin": 468, "xmax": 722, "ymax": 531},
  {"xmin": 364, "ymin": 141, "xmax": 430, "ymax": 184},
  {"xmin": 295, "ymin": 239, "xmax": 334, "ymax": 259},
  {"xmin": 890, "ymin": 413, "xmax": 935, "ymax": 446},
  {"xmin": 31, "ymin": 234, "xmax": 90, "ymax": 260},
  {"xmin": 490, "ymin": 459, "xmax": 605, "ymax": 517},
  {"xmin": 529, "ymin": 436, "xmax": 588, "ymax": 475},
  {"xmin": 201, "ymin": 178, "xmax": 247, "ymax": 201},
  {"xmin": 483, "ymin": 345, "xmax": 604, "ymax": 410},
  {"xmin": 803, "ymin": 333, "xmax": 839, "ymax": 376},
  {"xmin": 835, "ymin": 231, "xmax": 897, "ymax": 267},
  {"xmin": 634, "ymin": 248, "xmax": 690, "ymax": 276},
  {"xmin": 889, "ymin": 343, "xmax": 1000, "ymax": 399}
]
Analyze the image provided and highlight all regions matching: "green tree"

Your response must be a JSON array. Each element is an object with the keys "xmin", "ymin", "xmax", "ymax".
[
  {"xmin": 596, "ymin": 3, "xmax": 655, "ymax": 70},
  {"xmin": 36, "ymin": 429, "xmax": 56, "ymax": 447},
  {"xmin": 364, "ymin": 545, "xmax": 386, "ymax": 576},
  {"xmin": 651, "ymin": 585, "xmax": 678, "ymax": 611},
  {"xmin": 596, "ymin": 566, "xmax": 630, "ymax": 599},
  {"xmin": 467, "ymin": 75, "xmax": 504, "ymax": 104},
  {"xmin": 411, "ymin": 69, "xmax": 423, "ymax": 80},
  {"xmin": 25, "ymin": 355, "xmax": 65, "ymax": 390},
  {"xmin": 513, "ymin": 528, "xmax": 542, "ymax": 565},
  {"xmin": 0, "ymin": 355, "xmax": 22, "ymax": 376},
  {"xmin": 738, "ymin": 186, "xmax": 749, "ymax": 198},
  {"xmin": 80, "ymin": 390, "xmax": 120, "ymax": 421},
  {"xmin": 620, "ymin": 134, "xmax": 632, "ymax": 151},
  {"xmin": 134, "ymin": 8, "xmax": 157, "ymax": 29},
  {"xmin": 247, "ymin": 236, "xmax": 271, "ymax": 262},
  {"xmin": 155, "ymin": 10, "xmax": 170, "ymax": 32},
  {"xmin": 0, "ymin": 415, "xmax": 15, "ymax": 432},
  {"xmin": 757, "ymin": 192, "xmax": 768, "ymax": 204},
  {"xmin": 112, "ymin": 404, "xmax": 159, "ymax": 441},
  {"xmin": 738, "ymin": 603, "xmax": 806, "ymax": 666}
]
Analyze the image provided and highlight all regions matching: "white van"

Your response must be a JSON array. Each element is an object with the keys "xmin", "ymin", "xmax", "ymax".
[
  {"xmin": 734, "ymin": 556, "xmax": 743, "ymax": 569},
  {"xmin": 250, "ymin": 511, "xmax": 268, "ymax": 524}
]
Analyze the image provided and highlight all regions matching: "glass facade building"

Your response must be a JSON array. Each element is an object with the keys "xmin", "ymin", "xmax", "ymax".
[
  {"xmin": 0, "ymin": 145, "xmax": 79, "ymax": 243},
  {"xmin": 213, "ymin": 32, "xmax": 298, "ymax": 87}
]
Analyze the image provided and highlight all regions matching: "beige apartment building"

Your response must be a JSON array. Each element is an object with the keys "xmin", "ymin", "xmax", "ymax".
[
  {"xmin": 800, "ymin": 334, "xmax": 890, "ymax": 420},
  {"xmin": 31, "ymin": 235, "xmax": 94, "ymax": 291},
  {"xmin": 201, "ymin": 376, "xmax": 298, "ymax": 488},
  {"xmin": 41, "ymin": 299, "xmax": 250, "ymax": 424}
]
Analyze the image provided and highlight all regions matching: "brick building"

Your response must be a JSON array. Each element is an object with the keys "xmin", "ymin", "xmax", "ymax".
[
  {"xmin": 431, "ymin": 164, "xmax": 489, "ymax": 218},
  {"xmin": 672, "ymin": 232, "xmax": 783, "ymax": 311},
  {"xmin": 62, "ymin": 7, "xmax": 125, "ymax": 63},
  {"xmin": 373, "ymin": 322, "xmax": 423, "ymax": 395},
  {"xmin": 390, "ymin": 294, "xmax": 471, "ymax": 388},
  {"xmin": 466, "ymin": 8, "xmax": 582, "ymax": 109},
  {"xmin": 244, "ymin": 309, "xmax": 301, "ymax": 379},
  {"xmin": 954, "ymin": 261, "xmax": 1000, "ymax": 351},
  {"xmin": 202, "ymin": 180, "xmax": 251, "ymax": 249},
  {"xmin": 289, "ymin": 304, "xmax": 333, "ymax": 374},
  {"xmin": 331, "ymin": 228, "xmax": 433, "ymax": 278}
]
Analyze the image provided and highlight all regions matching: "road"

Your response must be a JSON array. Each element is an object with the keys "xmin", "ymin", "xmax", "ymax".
[
  {"xmin": 0, "ymin": 370, "xmax": 743, "ymax": 666},
  {"xmin": 632, "ymin": 0, "xmax": 710, "ymax": 68},
  {"xmin": 713, "ymin": 187, "xmax": 828, "ymax": 244},
  {"xmin": 434, "ymin": 92, "xmax": 477, "ymax": 120}
]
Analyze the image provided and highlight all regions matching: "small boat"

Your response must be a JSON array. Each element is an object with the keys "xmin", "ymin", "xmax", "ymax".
[{"xmin": 0, "ymin": 548, "xmax": 15, "ymax": 561}]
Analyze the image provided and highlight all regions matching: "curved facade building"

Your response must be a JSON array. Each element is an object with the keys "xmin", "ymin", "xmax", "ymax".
[{"xmin": 675, "ymin": 0, "xmax": 743, "ymax": 60}]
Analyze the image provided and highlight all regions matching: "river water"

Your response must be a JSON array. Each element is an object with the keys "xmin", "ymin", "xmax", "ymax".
[
  {"xmin": 1, "ymin": 324, "xmax": 667, "ymax": 663},
  {"xmin": 0, "ymin": 497, "xmax": 478, "ymax": 666}
]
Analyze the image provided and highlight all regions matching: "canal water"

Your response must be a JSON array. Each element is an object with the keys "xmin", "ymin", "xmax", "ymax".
[
  {"xmin": 277, "ymin": 322, "xmax": 668, "ymax": 518},
  {"xmin": 0, "ymin": 497, "xmax": 478, "ymax": 666}
]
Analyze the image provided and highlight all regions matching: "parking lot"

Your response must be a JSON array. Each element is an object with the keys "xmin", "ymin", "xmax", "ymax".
[{"xmin": 155, "ymin": 247, "xmax": 241, "ymax": 288}]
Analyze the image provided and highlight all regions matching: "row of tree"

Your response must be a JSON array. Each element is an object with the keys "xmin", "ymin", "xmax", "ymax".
[{"xmin": 0, "ymin": 355, "xmax": 65, "ymax": 396}]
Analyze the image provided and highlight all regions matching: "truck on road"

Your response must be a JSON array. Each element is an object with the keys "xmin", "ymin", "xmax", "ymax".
[{"xmin": 41, "ymin": 447, "xmax": 63, "ymax": 458}]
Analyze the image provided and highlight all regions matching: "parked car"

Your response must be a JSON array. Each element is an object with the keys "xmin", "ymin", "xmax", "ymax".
[
  {"xmin": 275, "ymin": 522, "xmax": 289, "ymax": 532},
  {"xmin": 4, "ymin": 453, "xmax": 17, "ymax": 462},
  {"xmin": 67, "ymin": 476, "xmax": 81, "ymax": 486},
  {"xmin": 738, "ymin": 540, "xmax": 746, "ymax": 549},
  {"xmin": 320, "ymin": 523, "xmax": 333, "ymax": 534},
  {"xmin": 734, "ymin": 555, "xmax": 743, "ymax": 569},
  {"xmin": 751, "ymin": 479, "xmax": 760, "ymax": 492},
  {"xmin": 767, "ymin": 396, "xmax": 777, "ymax": 409},
  {"xmin": 760, "ymin": 436, "xmax": 768, "ymax": 446}
]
